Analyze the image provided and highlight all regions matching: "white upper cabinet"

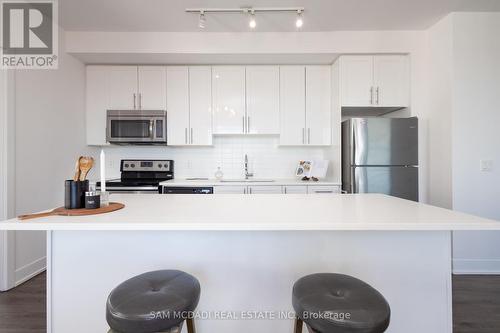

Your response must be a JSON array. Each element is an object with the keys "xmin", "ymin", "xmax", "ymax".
[
  {"xmin": 373, "ymin": 55, "xmax": 409, "ymax": 107},
  {"xmin": 212, "ymin": 66, "xmax": 246, "ymax": 134},
  {"xmin": 166, "ymin": 66, "xmax": 190, "ymax": 146},
  {"xmin": 280, "ymin": 66, "xmax": 332, "ymax": 146},
  {"xmin": 108, "ymin": 66, "xmax": 138, "ymax": 110},
  {"xmin": 189, "ymin": 66, "xmax": 212, "ymax": 145},
  {"xmin": 245, "ymin": 66, "xmax": 280, "ymax": 134},
  {"xmin": 167, "ymin": 66, "xmax": 213, "ymax": 146},
  {"xmin": 340, "ymin": 56, "xmax": 373, "ymax": 107},
  {"xmin": 280, "ymin": 66, "xmax": 306, "ymax": 145},
  {"xmin": 138, "ymin": 66, "xmax": 167, "ymax": 110},
  {"xmin": 86, "ymin": 66, "xmax": 109, "ymax": 145},
  {"xmin": 306, "ymin": 66, "xmax": 332, "ymax": 145},
  {"xmin": 340, "ymin": 55, "xmax": 409, "ymax": 108}
]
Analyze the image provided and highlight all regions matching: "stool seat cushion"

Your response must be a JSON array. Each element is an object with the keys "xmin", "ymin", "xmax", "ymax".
[
  {"xmin": 106, "ymin": 270, "xmax": 200, "ymax": 333},
  {"xmin": 293, "ymin": 273, "xmax": 390, "ymax": 333}
]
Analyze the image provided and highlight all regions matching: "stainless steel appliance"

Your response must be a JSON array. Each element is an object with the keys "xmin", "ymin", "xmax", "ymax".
[
  {"xmin": 161, "ymin": 187, "xmax": 213, "ymax": 194},
  {"xmin": 342, "ymin": 117, "xmax": 419, "ymax": 201},
  {"xmin": 106, "ymin": 110, "xmax": 167, "ymax": 144},
  {"xmin": 97, "ymin": 159, "xmax": 174, "ymax": 194}
]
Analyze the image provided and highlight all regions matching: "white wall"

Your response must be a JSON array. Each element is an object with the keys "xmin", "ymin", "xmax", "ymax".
[
  {"xmin": 449, "ymin": 13, "xmax": 500, "ymax": 273},
  {"xmin": 11, "ymin": 26, "xmax": 96, "ymax": 285}
]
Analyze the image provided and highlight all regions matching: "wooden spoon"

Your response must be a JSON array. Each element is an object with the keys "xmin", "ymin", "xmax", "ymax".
[
  {"xmin": 79, "ymin": 156, "xmax": 94, "ymax": 181},
  {"xmin": 73, "ymin": 156, "xmax": 82, "ymax": 181}
]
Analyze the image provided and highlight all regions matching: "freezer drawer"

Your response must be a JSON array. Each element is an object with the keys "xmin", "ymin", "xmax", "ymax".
[{"xmin": 353, "ymin": 166, "xmax": 418, "ymax": 201}]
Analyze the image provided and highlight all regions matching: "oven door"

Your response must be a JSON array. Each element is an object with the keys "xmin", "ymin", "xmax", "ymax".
[{"xmin": 106, "ymin": 110, "xmax": 167, "ymax": 144}]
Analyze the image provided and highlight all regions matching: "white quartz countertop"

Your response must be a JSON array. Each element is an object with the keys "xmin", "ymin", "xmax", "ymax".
[
  {"xmin": 1, "ymin": 194, "xmax": 500, "ymax": 231},
  {"xmin": 160, "ymin": 178, "xmax": 341, "ymax": 187}
]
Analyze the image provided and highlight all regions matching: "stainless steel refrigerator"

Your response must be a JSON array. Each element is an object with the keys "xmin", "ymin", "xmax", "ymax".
[{"xmin": 342, "ymin": 117, "xmax": 419, "ymax": 201}]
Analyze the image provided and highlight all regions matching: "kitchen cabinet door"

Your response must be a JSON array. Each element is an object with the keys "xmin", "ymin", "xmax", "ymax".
[
  {"xmin": 340, "ymin": 56, "xmax": 374, "ymax": 107},
  {"xmin": 373, "ymin": 55, "xmax": 410, "ymax": 107},
  {"xmin": 189, "ymin": 66, "xmax": 213, "ymax": 145},
  {"xmin": 86, "ymin": 66, "xmax": 109, "ymax": 145},
  {"xmin": 308, "ymin": 185, "xmax": 341, "ymax": 194},
  {"xmin": 166, "ymin": 66, "xmax": 190, "ymax": 145},
  {"xmin": 306, "ymin": 66, "xmax": 332, "ymax": 145},
  {"xmin": 214, "ymin": 186, "xmax": 247, "ymax": 194},
  {"xmin": 108, "ymin": 66, "xmax": 138, "ymax": 110},
  {"xmin": 247, "ymin": 186, "xmax": 283, "ymax": 194},
  {"xmin": 283, "ymin": 186, "xmax": 307, "ymax": 194},
  {"xmin": 279, "ymin": 66, "xmax": 306, "ymax": 145},
  {"xmin": 246, "ymin": 66, "xmax": 280, "ymax": 134},
  {"xmin": 138, "ymin": 66, "xmax": 167, "ymax": 110},
  {"xmin": 212, "ymin": 66, "xmax": 246, "ymax": 134}
]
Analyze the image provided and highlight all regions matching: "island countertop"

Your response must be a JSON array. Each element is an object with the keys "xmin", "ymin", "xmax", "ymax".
[{"xmin": 2, "ymin": 194, "xmax": 500, "ymax": 231}]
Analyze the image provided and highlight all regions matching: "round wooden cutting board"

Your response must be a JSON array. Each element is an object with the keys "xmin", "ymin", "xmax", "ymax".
[{"xmin": 18, "ymin": 202, "xmax": 125, "ymax": 220}]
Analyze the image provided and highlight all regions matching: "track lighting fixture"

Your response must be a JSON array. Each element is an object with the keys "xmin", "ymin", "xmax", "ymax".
[
  {"xmin": 198, "ymin": 11, "xmax": 206, "ymax": 29},
  {"xmin": 296, "ymin": 10, "xmax": 303, "ymax": 28},
  {"xmin": 186, "ymin": 7, "xmax": 305, "ymax": 30},
  {"xmin": 248, "ymin": 10, "xmax": 256, "ymax": 29}
]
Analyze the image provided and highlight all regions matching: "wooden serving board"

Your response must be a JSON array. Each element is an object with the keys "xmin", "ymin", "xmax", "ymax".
[{"xmin": 18, "ymin": 202, "xmax": 125, "ymax": 221}]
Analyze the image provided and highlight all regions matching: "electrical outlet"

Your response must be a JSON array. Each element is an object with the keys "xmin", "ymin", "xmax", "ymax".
[{"xmin": 480, "ymin": 159, "xmax": 493, "ymax": 172}]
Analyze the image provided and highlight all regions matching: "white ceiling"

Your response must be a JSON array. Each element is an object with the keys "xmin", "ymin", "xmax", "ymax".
[{"xmin": 59, "ymin": 0, "xmax": 500, "ymax": 32}]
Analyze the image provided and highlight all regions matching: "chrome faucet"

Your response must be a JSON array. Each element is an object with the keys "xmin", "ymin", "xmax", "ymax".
[{"xmin": 244, "ymin": 154, "xmax": 253, "ymax": 179}]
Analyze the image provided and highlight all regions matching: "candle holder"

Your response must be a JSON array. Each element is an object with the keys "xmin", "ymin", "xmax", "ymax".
[{"xmin": 100, "ymin": 191, "xmax": 110, "ymax": 207}]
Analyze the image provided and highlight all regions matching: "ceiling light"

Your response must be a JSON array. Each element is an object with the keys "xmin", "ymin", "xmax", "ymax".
[
  {"xmin": 249, "ymin": 10, "xmax": 256, "ymax": 29},
  {"xmin": 296, "ymin": 10, "xmax": 303, "ymax": 28},
  {"xmin": 199, "ymin": 11, "xmax": 206, "ymax": 29}
]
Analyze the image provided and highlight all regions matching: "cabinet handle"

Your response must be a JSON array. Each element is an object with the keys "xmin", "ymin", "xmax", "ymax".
[
  {"xmin": 315, "ymin": 191, "xmax": 334, "ymax": 193},
  {"xmin": 308, "ymin": 128, "xmax": 311, "ymax": 144},
  {"xmin": 302, "ymin": 128, "xmax": 305, "ymax": 144},
  {"xmin": 149, "ymin": 120, "xmax": 154, "ymax": 139},
  {"xmin": 190, "ymin": 128, "xmax": 193, "ymax": 144},
  {"xmin": 244, "ymin": 187, "xmax": 246, "ymax": 194},
  {"xmin": 370, "ymin": 87, "xmax": 373, "ymax": 105},
  {"xmin": 284, "ymin": 187, "xmax": 287, "ymax": 194},
  {"xmin": 185, "ymin": 128, "xmax": 188, "ymax": 144},
  {"xmin": 376, "ymin": 87, "xmax": 380, "ymax": 105},
  {"xmin": 133, "ymin": 93, "xmax": 137, "ymax": 109},
  {"xmin": 249, "ymin": 187, "xmax": 252, "ymax": 194},
  {"xmin": 247, "ymin": 116, "xmax": 250, "ymax": 133},
  {"xmin": 139, "ymin": 93, "xmax": 142, "ymax": 109},
  {"xmin": 243, "ymin": 116, "xmax": 246, "ymax": 134}
]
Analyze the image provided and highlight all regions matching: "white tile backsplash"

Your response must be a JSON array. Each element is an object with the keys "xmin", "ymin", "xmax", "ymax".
[{"xmin": 102, "ymin": 136, "xmax": 339, "ymax": 180}]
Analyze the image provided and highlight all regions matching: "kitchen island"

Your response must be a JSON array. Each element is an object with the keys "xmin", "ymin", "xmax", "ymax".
[{"xmin": 2, "ymin": 194, "xmax": 500, "ymax": 333}]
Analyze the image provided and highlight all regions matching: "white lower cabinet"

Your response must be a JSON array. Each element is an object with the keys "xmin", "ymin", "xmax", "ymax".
[
  {"xmin": 247, "ymin": 186, "xmax": 283, "ymax": 194},
  {"xmin": 283, "ymin": 186, "xmax": 308, "ymax": 194},
  {"xmin": 214, "ymin": 186, "xmax": 247, "ymax": 194},
  {"xmin": 307, "ymin": 185, "xmax": 341, "ymax": 194}
]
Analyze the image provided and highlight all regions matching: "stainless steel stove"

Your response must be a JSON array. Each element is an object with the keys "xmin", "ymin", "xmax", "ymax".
[{"xmin": 97, "ymin": 159, "xmax": 174, "ymax": 194}]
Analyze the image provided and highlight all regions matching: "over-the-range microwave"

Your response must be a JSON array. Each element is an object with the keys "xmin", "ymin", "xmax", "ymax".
[{"xmin": 106, "ymin": 110, "xmax": 167, "ymax": 145}]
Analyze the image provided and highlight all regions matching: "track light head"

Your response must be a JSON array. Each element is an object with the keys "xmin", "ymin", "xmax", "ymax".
[
  {"xmin": 296, "ymin": 10, "xmax": 303, "ymax": 28},
  {"xmin": 199, "ymin": 11, "xmax": 206, "ymax": 29},
  {"xmin": 249, "ymin": 10, "xmax": 256, "ymax": 29}
]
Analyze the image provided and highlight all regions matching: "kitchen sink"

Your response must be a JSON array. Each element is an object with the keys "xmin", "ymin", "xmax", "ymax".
[{"xmin": 220, "ymin": 179, "xmax": 275, "ymax": 183}]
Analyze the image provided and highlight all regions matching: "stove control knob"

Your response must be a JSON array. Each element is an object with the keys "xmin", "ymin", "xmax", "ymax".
[
  {"xmin": 158, "ymin": 164, "xmax": 162, "ymax": 168},
  {"xmin": 164, "ymin": 164, "xmax": 169, "ymax": 169},
  {"xmin": 124, "ymin": 164, "xmax": 129, "ymax": 168},
  {"xmin": 130, "ymin": 164, "xmax": 135, "ymax": 168}
]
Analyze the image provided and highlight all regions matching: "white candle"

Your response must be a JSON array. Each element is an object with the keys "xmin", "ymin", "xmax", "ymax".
[{"xmin": 100, "ymin": 149, "xmax": 106, "ymax": 193}]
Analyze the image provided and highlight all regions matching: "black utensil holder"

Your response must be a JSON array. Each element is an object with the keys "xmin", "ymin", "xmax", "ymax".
[{"xmin": 64, "ymin": 180, "xmax": 89, "ymax": 209}]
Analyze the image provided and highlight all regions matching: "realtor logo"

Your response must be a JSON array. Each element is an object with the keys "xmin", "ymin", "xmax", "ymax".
[{"xmin": 1, "ymin": 0, "xmax": 58, "ymax": 69}]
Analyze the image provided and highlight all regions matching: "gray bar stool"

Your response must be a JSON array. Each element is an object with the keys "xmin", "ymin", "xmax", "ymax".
[
  {"xmin": 106, "ymin": 270, "xmax": 200, "ymax": 333},
  {"xmin": 292, "ymin": 273, "xmax": 390, "ymax": 333}
]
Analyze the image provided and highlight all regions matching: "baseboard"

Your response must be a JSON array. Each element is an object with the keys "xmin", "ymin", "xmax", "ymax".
[
  {"xmin": 15, "ymin": 256, "xmax": 46, "ymax": 286},
  {"xmin": 453, "ymin": 258, "xmax": 500, "ymax": 275}
]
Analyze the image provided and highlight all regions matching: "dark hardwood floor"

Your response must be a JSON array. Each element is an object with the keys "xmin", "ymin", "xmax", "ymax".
[
  {"xmin": 453, "ymin": 275, "xmax": 500, "ymax": 333},
  {"xmin": 0, "ymin": 273, "xmax": 499, "ymax": 332},
  {"xmin": 0, "ymin": 272, "xmax": 46, "ymax": 333}
]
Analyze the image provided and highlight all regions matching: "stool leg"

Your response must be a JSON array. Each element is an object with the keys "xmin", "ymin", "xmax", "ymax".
[
  {"xmin": 186, "ymin": 318, "xmax": 196, "ymax": 333},
  {"xmin": 294, "ymin": 317, "xmax": 303, "ymax": 333}
]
